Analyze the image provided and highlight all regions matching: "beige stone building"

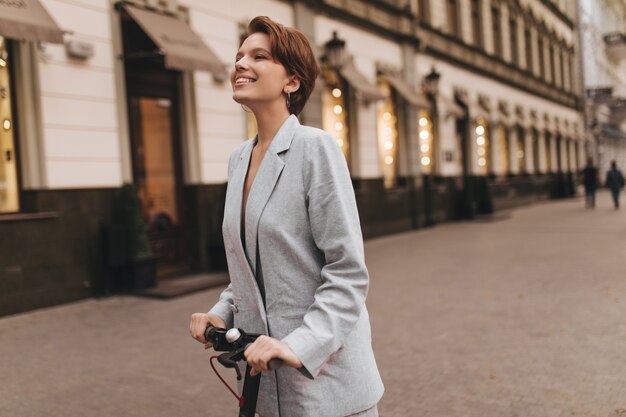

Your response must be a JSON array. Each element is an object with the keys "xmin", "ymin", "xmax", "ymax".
[{"xmin": 0, "ymin": 0, "xmax": 584, "ymax": 315}]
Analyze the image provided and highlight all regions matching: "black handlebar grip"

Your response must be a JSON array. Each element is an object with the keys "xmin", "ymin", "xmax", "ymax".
[
  {"xmin": 267, "ymin": 358, "xmax": 283, "ymax": 370},
  {"xmin": 204, "ymin": 325, "xmax": 215, "ymax": 342}
]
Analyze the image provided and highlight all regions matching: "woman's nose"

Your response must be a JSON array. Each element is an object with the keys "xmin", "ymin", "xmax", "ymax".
[{"xmin": 235, "ymin": 58, "xmax": 248, "ymax": 72}]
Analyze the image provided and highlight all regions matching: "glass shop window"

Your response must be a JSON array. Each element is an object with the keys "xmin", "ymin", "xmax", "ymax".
[
  {"xmin": 0, "ymin": 37, "xmax": 20, "ymax": 214},
  {"xmin": 322, "ymin": 70, "xmax": 350, "ymax": 165},
  {"xmin": 376, "ymin": 80, "xmax": 398, "ymax": 188}
]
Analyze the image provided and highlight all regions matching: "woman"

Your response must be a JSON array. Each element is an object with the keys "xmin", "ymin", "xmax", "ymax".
[{"xmin": 189, "ymin": 16, "xmax": 384, "ymax": 417}]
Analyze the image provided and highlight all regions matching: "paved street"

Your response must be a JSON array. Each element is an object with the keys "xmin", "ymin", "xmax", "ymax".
[{"xmin": 2, "ymin": 191, "xmax": 626, "ymax": 417}]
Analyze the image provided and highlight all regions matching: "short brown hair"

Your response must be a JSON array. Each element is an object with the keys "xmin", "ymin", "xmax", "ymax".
[{"xmin": 246, "ymin": 16, "xmax": 320, "ymax": 116}]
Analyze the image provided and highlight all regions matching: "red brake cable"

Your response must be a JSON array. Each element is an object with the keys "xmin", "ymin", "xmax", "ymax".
[{"xmin": 209, "ymin": 355, "xmax": 241, "ymax": 402}]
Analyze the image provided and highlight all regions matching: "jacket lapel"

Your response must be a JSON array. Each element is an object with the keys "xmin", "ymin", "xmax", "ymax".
[{"xmin": 244, "ymin": 115, "xmax": 300, "ymax": 276}]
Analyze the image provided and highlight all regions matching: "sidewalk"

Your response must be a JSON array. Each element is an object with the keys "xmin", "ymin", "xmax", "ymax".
[{"xmin": 2, "ymin": 191, "xmax": 626, "ymax": 417}]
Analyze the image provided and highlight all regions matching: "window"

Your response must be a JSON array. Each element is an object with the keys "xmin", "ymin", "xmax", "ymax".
[
  {"xmin": 524, "ymin": 24, "xmax": 533, "ymax": 72},
  {"xmin": 532, "ymin": 128, "xmax": 540, "ymax": 173},
  {"xmin": 549, "ymin": 43, "xmax": 555, "ymax": 84},
  {"xmin": 418, "ymin": 0, "xmax": 430, "ymax": 24},
  {"xmin": 471, "ymin": 0, "xmax": 482, "ymax": 48},
  {"xmin": 322, "ymin": 72, "xmax": 350, "ymax": 164},
  {"xmin": 516, "ymin": 125, "xmax": 526, "ymax": 173},
  {"xmin": 510, "ymin": 15, "xmax": 518, "ymax": 65},
  {"xmin": 567, "ymin": 52, "xmax": 574, "ymax": 91},
  {"xmin": 376, "ymin": 81, "xmax": 398, "ymax": 188},
  {"xmin": 491, "ymin": 4, "xmax": 502, "ymax": 57},
  {"xmin": 475, "ymin": 119, "xmax": 489, "ymax": 175},
  {"xmin": 559, "ymin": 48, "xmax": 565, "ymax": 89},
  {"xmin": 418, "ymin": 111, "xmax": 434, "ymax": 174},
  {"xmin": 538, "ymin": 35, "xmax": 545, "ymax": 79},
  {"xmin": 447, "ymin": 0, "xmax": 461, "ymax": 37},
  {"xmin": 0, "ymin": 37, "xmax": 20, "ymax": 213},
  {"xmin": 496, "ymin": 125, "xmax": 509, "ymax": 175},
  {"xmin": 544, "ymin": 131, "xmax": 552, "ymax": 172}
]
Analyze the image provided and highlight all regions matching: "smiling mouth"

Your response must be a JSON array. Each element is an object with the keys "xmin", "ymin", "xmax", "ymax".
[{"xmin": 235, "ymin": 77, "xmax": 256, "ymax": 85}]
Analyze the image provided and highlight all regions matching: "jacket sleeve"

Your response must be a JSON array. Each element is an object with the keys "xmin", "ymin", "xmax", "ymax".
[
  {"xmin": 281, "ymin": 132, "xmax": 369, "ymax": 379},
  {"xmin": 207, "ymin": 145, "xmax": 244, "ymax": 329}
]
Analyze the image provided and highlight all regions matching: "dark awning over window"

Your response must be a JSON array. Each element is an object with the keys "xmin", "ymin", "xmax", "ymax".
[
  {"xmin": 0, "ymin": 0, "xmax": 64, "ymax": 44},
  {"xmin": 381, "ymin": 74, "xmax": 431, "ymax": 111},
  {"xmin": 123, "ymin": 4, "xmax": 227, "ymax": 77},
  {"xmin": 339, "ymin": 61, "xmax": 386, "ymax": 103}
]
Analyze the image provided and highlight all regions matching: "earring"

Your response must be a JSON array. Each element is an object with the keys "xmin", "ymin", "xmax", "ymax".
[{"xmin": 286, "ymin": 91, "xmax": 291, "ymax": 112}]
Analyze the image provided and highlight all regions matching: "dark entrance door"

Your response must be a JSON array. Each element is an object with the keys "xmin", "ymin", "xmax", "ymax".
[{"xmin": 122, "ymin": 12, "xmax": 189, "ymax": 278}]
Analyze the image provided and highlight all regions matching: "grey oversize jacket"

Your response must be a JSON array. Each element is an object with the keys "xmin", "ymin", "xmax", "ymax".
[{"xmin": 209, "ymin": 115, "xmax": 384, "ymax": 417}]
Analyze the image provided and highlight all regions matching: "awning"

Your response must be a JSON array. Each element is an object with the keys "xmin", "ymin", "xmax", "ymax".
[
  {"xmin": 339, "ymin": 61, "xmax": 386, "ymax": 103},
  {"xmin": 124, "ymin": 4, "xmax": 227, "ymax": 76},
  {"xmin": 381, "ymin": 74, "xmax": 431, "ymax": 111},
  {"xmin": 0, "ymin": 0, "xmax": 64, "ymax": 43},
  {"xmin": 438, "ymin": 95, "xmax": 465, "ymax": 118}
]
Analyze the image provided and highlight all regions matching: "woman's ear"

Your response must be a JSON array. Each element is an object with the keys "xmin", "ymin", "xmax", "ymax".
[{"xmin": 285, "ymin": 75, "xmax": 301, "ymax": 94}]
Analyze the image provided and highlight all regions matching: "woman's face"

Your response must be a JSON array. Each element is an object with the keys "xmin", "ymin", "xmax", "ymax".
[{"xmin": 231, "ymin": 32, "xmax": 290, "ymax": 111}]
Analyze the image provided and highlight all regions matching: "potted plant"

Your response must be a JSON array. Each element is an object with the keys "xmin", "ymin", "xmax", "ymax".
[{"xmin": 107, "ymin": 183, "xmax": 157, "ymax": 290}]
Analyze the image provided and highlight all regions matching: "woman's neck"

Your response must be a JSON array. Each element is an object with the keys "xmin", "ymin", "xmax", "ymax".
[{"xmin": 252, "ymin": 102, "xmax": 291, "ymax": 150}]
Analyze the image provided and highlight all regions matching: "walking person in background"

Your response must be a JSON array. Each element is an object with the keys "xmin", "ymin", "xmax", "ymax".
[
  {"xmin": 605, "ymin": 160, "xmax": 625, "ymax": 209},
  {"xmin": 582, "ymin": 158, "xmax": 600, "ymax": 209},
  {"xmin": 189, "ymin": 16, "xmax": 383, "ymax": 417}
]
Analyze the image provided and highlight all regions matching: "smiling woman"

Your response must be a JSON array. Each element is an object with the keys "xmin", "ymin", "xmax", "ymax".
[{"xmin": 190, "ymin": 16, "xmax": 383, "ymax": 417}]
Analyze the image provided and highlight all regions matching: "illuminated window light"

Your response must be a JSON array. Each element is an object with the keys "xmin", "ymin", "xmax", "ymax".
[
  {"xmin": 478, "ymin": 158, "xmax": 487, "ymax": 166},
  {"xmin": 476, "ymin": 125, "xmax": 485, "ymax": 135},
  {"xmin": 3, "ymin": 118, "xmax": 10, "ymax": 131},
  {"xmin": 384, "ymin": 155, "xmax": 394, "ymax": 165},
  {"xmin": 384, "ymin": 126, "xmax": 392, "ymax": 135},
  {"xmin": 478, "ymin": 148, "xmax": 485, "ymax": 156},
  {"xmin": 421, "ymin": 156, "xmax": 431, "ymax": 166},
  {"xmin": 419, "ymin": 130, "xmax": 430, "ymax": 140},
  {"xmin": 334, "ymin": 122, "xmax": 343, "ymax": 131},
  {"xmin": 333, "ymin": 105, "xmax": 343, "ymax": 115},
  {"xmin": 383, "ymin": 112, "xmax": 391, "ymax": 121},
  {"xmin": 421, "ymin": 144, "xmax": 429, "ymax": 152},
  {"xmin": 336, "ymin": 139, "xmax": 344, "ymax": 147},
  {"xmin": 476, "ymin": 136, "xmax": 485, "ymax": 146},
  {"xmin": 384, "ymin": 141, "xmax": 393, "ymax": 150},
  {"xmin": 332, "ymin": 88, "xmax": 342, "ymax": 98},
  {"xmin": 0, "ymin": 58, "xmax": 6, "ymax": 68},
  {"xmin": 419, "ymin": 117, "xmax": 429, "ymax": 127}
]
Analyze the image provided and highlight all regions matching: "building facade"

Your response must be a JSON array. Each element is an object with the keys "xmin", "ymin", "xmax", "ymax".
[
  {"xmin": 578, "ymin": 0, "xmax": 626, "ymax": 174},
  {"xmin": 0, "ymin": 0, "xmax": 585, "ymax": 316}
]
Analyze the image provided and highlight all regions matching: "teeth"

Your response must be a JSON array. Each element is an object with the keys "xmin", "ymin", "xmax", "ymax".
[{"xmin": 236, "ymin": 78, "xmax": 255, "ymax": 84}]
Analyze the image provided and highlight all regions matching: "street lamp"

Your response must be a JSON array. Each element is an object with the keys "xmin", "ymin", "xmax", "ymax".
[
  {"xmin": 423, "ymin": 66, "xmax": 441, "ymax": 97},
  {"xmin": 324, "ymin": 31, "xmax": 346, "ymax": 69}
]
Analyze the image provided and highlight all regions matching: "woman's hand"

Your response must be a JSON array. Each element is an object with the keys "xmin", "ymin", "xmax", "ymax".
[
  {"xmin": 189, "ymin": 313, "xmax": 227, "ymax": 349},
  {"xmin": 244, "ymin": 335, "xmax": 303, "ymax": 376}
]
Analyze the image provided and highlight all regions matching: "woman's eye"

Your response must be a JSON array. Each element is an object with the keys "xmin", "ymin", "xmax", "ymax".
[{"xmin": 255, "ymin": 55, "xmax": 266, "ymax": 60}]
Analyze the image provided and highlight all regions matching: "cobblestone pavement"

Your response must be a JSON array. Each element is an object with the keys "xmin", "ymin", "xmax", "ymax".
[{"xmin": 2, "ymin": 191, "xmax": 626, "ymax": 417}]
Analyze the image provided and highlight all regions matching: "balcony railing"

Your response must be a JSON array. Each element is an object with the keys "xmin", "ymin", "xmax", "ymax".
[{"xmin": 603, "ymin": 32, "xmax": 626, "ymax": 62}]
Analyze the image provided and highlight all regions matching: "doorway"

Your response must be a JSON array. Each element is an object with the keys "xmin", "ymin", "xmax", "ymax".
[{"xmin": 122, "ymin": 11, "xmax": 188, "ymax": 278}]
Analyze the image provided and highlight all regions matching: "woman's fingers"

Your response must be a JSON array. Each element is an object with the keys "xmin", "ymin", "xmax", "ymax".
[{"xmin": 244, "ymin": 336, "xmax": 287, "ymax": 374}]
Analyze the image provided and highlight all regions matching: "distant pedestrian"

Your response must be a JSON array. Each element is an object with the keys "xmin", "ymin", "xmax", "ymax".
[
  {"xmin": 605, "ymin": 160, "xmax": 625, "ymax": 209},
  {"xmin": 582, "ymin": 158, "xmax": 599, "ymax": 209}
]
